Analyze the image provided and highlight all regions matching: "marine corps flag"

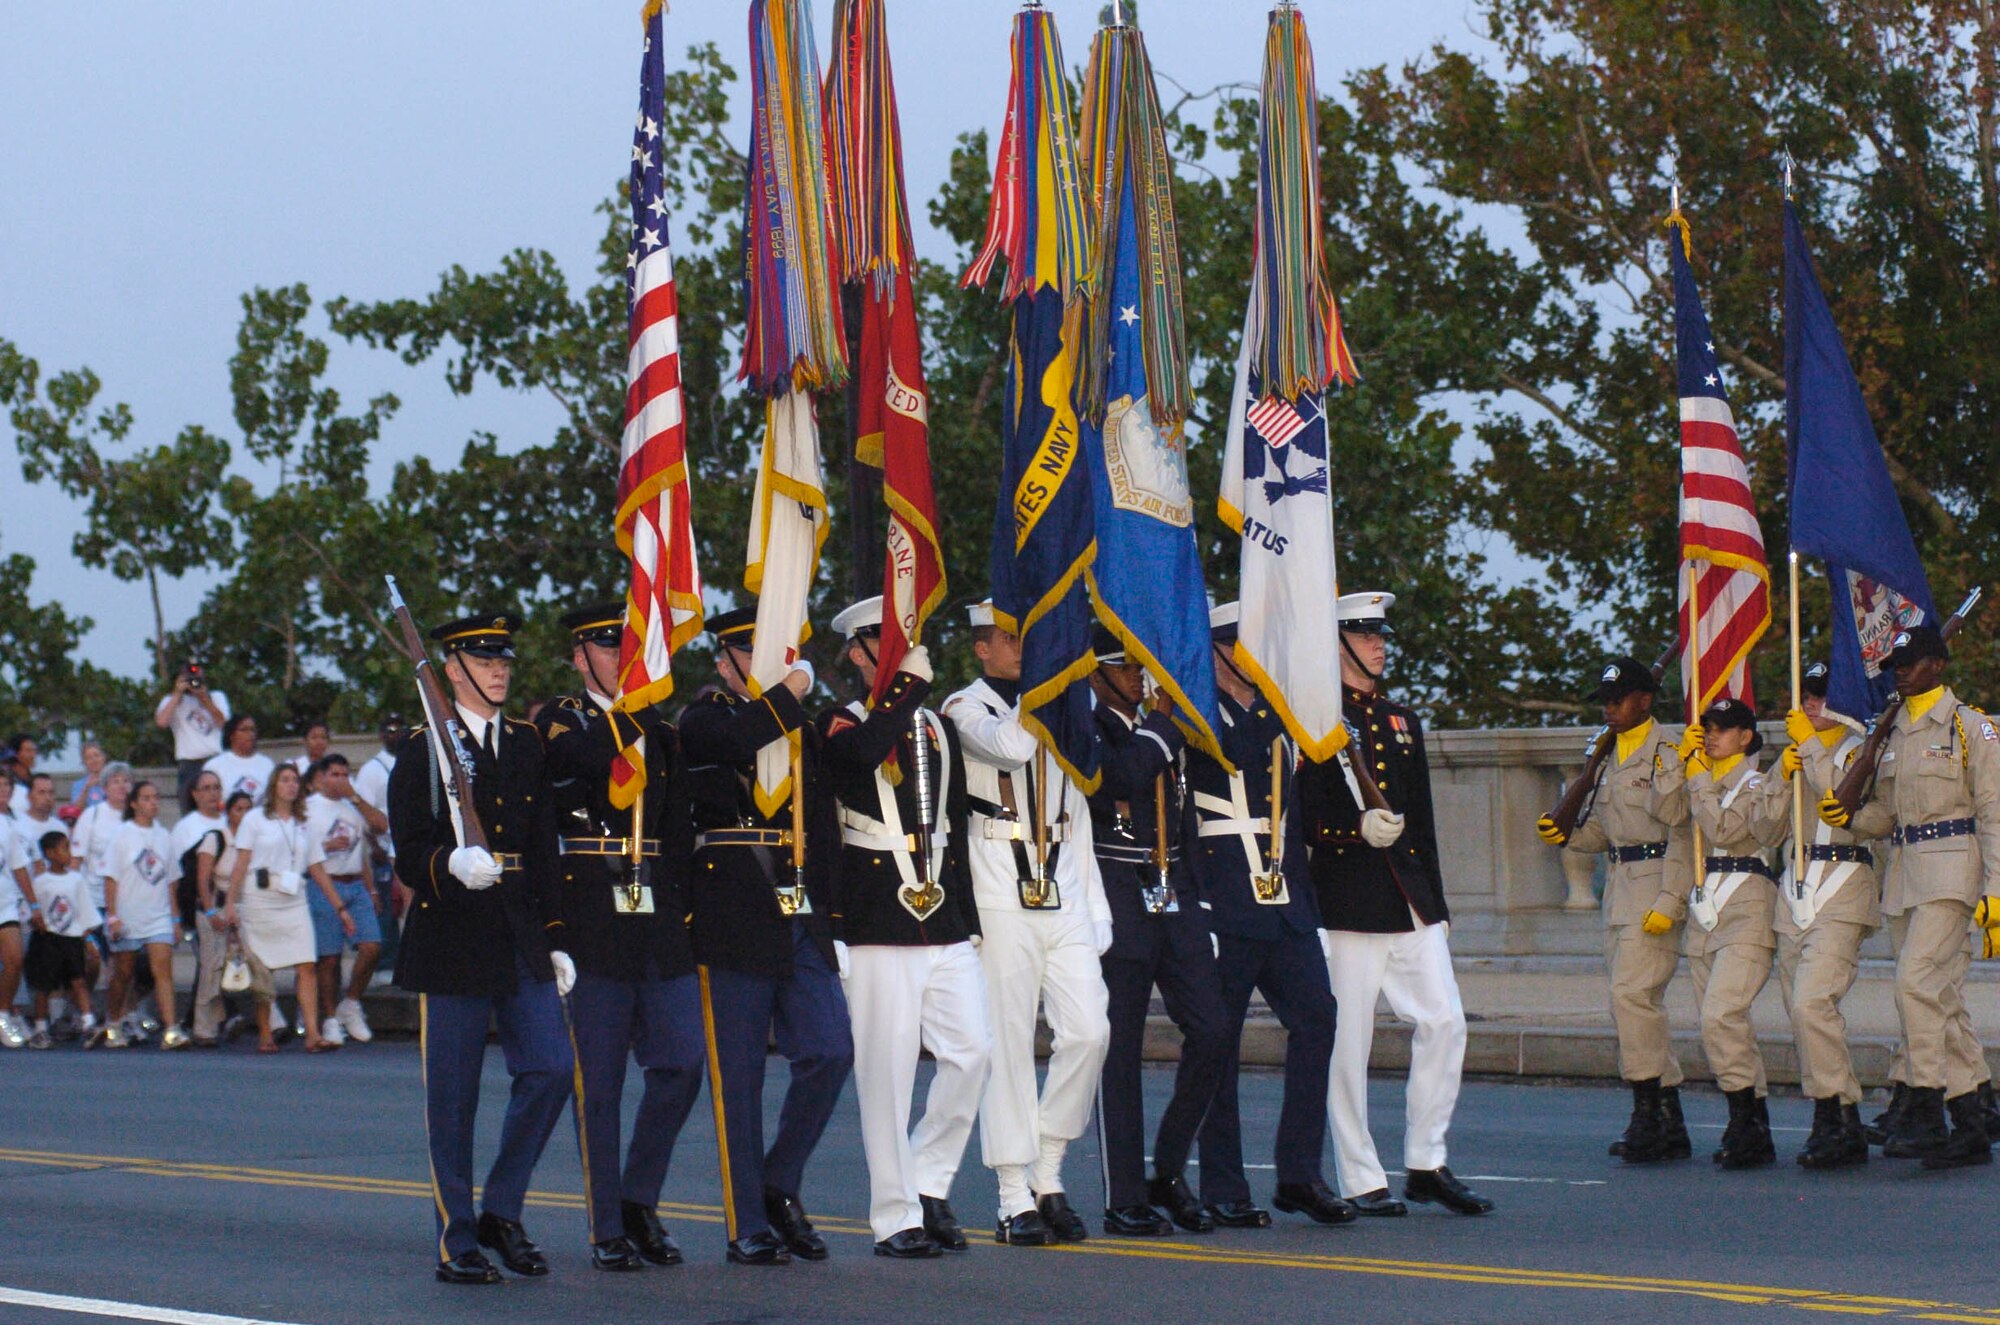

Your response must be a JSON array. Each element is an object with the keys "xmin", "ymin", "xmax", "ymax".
[
  {"xmin": 611, "ymin": 0, "xmax": 706, "ymax": 809},
  {"xmin": 826, "ymin": 0, "xmax": 946, "ymax": 701},
  {"xmin": 1217, "ymin": 5, "xmax": 1356, "ymax": 762},
  {"xmin": 740, "ymin": 0, "xmax": 844, "ymax": 815},
  {"xmin": 963, "ymin": 7, "xmax": 1099, "ymax": 791},
  {"xmin": 1076, "ymin": 13, "xmax": 1221, "ymax": 759}
]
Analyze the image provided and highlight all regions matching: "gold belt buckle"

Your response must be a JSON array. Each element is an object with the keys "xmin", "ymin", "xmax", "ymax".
[
  {"xmin": 1016, "ymin": 874, "xmax": 1062, "ymax": 911},
  {"xmin": 1251, "ymin": 871, "xmax": 1290, "ymax": 906}
]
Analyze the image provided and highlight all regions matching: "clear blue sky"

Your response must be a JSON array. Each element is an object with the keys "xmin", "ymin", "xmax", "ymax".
[{"xmin": 2, "ymin": 0, "xmax": 1480, "ymax": 683}]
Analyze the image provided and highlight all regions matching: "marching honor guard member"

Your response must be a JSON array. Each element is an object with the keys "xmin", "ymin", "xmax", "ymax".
[
  {"xmin": 1662, "ymin": 698, "xmax": 1778, "ymax": 1169},
  {"xmin": 1191, "ymin": 604, "xmax": 1351, "ymax": 1229},
  {"xmin": 1303, "ymin": 593, "xmax": 1491, "ymax": 1217},
  {"xmin": 1751, "ymin": 662, "xmax": 1877, "ymax": 1167},
  {"xmin": 942, "ymin": 601, "xmax": 1112, "ymax": 1247},
  {"xmin": 535, "ymin": 604, "xmax": 704, "ymax": 1270},
  {"xmin": 388, "ymin": 613, "xmax": 574, "ymax": 1285},
  {"xmin": 1086, "ymin": 626, "xmax": 1230, "ymax": 1238},
  {"xmin": 819, "ymin": 596, "xmax": 992, "ymax": 1259},
  {"xmin": 679, "ymin": 606, "xmax": 853, "ymax": 1264},
  {"xmin": 1537, "ymin": 657, "xmax": 1694, "ymax": 1165},
  {"xmin": 1824, "ymin": 626, "xmax": 2000, "ymax": 1169}
]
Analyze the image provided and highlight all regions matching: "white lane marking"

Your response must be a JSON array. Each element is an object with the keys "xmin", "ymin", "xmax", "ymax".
[
  {"xmin": 0, "ymin": 1287, "xmax": 311, "ymax": 1325},
  {"xmin": 1163, "ymin": 1160, "xmax": 1605, "ymax": 1186},
  {"xmin": 1687, "ymin": 1123, "xmax": 1811, "ymax": 1133}
]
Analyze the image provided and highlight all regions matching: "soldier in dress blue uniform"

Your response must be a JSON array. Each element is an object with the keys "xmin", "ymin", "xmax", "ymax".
[
  {"xmin": 1190, "ymin": 603, "xmax": 1352, "ymax": 1228},
  {"xmin": 678, "ymin": 605, "xmax": 854, "ymax": 1265},
  {"xmin": 1086, "ymin": 625, "xmax": 1231, "ymax": 1237},
  {"xmin": 388, "ymin": 612, "xmax": 574, "ymax": 1285},
  {"xmin": 534, "ymin": 603, "xmax": 704, "ymax": 1271}
]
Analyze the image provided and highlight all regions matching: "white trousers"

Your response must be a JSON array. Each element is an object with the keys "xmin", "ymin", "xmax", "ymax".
[
  {"xmin": 845, "ymin": 941, "xmax": 993, "ymax": 1241},
  {"xmin": 1325, "ymin": 921, "xmax": 1467, "ymax": 1197},
  {"xmin": 975, "ymin": 909, "xmax": 1111, "ymax": 1207}
]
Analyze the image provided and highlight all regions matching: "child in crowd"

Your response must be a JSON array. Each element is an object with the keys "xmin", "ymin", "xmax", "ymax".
[{"xmin": 25, "ymin": 833, "xmax": 99, "ymax": 1050}]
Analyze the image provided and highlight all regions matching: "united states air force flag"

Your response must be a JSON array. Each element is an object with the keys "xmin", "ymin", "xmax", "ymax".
[
  {"xmin": 1082, "ymin": 170, "xmax": 1222, "ymax": 757},
  {"xmin": 1784, "ymin": 201, "xmax": 1934, "ymax": 720}
]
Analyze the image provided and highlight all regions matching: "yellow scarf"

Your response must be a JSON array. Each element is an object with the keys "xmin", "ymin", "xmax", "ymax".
[
  {"xmin": 1906, "ymin": 686, "xmax": 1946, "ymax": 722},
  {"xmin": 1709, "ymin": 752, "xmax": 1744, "ymax": 780},
  {"xmin": 1615, "ymin": 718, "xmax": 1656, "ymax": 766}
]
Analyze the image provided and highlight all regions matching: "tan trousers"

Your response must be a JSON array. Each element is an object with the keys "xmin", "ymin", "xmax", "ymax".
[
  {"xmin": 1606, "ymin": 923, "xmax": 1684, "ymax": 1087},
  {"xmin": 1776, "ymin": 921, "xmax": 1869, "ymax": 1104},
  {"xmin": 190, "ymin": 912, "xmax": 231, "ymax": 1040},
  {"xmin": 1888, "ymin": 901, "xmax": 1989, "ymax": 1097},
  {"xmin": 1688, "ymin": 941, "xmax": 1773, "ymax": 1094}
]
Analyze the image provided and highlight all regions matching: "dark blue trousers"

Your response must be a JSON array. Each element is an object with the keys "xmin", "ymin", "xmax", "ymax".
[
  {"xmin": 568, "ymin": 967, "xmax": 705, "ymax": 1243},
  {"xmin": 1197, "ymin": 928, "xmax": 1336, "ymax": 1204},
  {"xmin": 703, "ymin": 925, "xmax": 854, "ymax": 1239},
  {"xmin": 1098, "ymin": 910, "xmax": 1231, "ymax": 1209},
  {"xmin": 420, "ymin": 970, "xmax": 574, "ymax": 1260}
]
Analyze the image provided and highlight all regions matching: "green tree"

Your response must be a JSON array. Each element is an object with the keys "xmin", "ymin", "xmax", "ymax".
[{"xmin": 0, "ymin": 538, "xmax": 154, "ymax": 755}]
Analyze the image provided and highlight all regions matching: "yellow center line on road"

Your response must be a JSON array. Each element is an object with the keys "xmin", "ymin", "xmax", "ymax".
[{"xmin": 1, "ymin": 1145, "xmax": 1994, "ymax": 1321}]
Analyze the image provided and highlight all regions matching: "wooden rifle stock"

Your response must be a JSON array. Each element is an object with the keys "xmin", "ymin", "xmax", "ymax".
[
  {"xmin": 384, "ymin": 577, "xmax": 489, "ymax": 852},
  {"xmin": 1832, "ymin": 586, "xmax": 1983, "ymax": 815},
  {"xmin": 1542, "ymin": 641, "xmax": 1678, "ymax": 838}
]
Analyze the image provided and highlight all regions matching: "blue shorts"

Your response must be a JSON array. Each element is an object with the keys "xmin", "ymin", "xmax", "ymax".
[
  {"xmin": 110, "ymin": 932, "xmax": 176, "ymax": 954},
  {"xmin": 310, "ymin": 879, "xmax": 383, "ymax": 956}
]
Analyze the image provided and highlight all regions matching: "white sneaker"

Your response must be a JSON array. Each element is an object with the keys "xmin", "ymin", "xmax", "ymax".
[
  {"xmin": 0, "ymin": 1013, "xmax": 27, "ymax": 1049},
  {"xmin": 335, "ymin": 998, "xmax": 373, "ymax": 1043},
  {"xmin": 321, "ymin": 1017, "xmax": 347, "ymax": 1046},
  {"xmin": 160, "ymin": 1027, "xmax": 192, "ymax": 1051}
]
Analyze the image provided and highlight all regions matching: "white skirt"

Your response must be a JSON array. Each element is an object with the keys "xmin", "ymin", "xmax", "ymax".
[{"xmin": 237, "ymin": 881, "xmax": 315, "ymax": 970}]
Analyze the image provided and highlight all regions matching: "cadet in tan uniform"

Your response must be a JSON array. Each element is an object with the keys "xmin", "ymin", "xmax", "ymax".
[
  {"xmin": 1658, "ymin": 698, "xmax": 1777, "ymax": 1170},
  {"xmin": 1750, "ymin": 662, "xmax": 1876, "ymax": 1168},
  {"xmin": 1537, "ymin": 657, "xmax": 1694, "ymax": 1164},
  {"xmin": 1825, "ymin": 625, "xmax": 2000, "ymax": 1169}
]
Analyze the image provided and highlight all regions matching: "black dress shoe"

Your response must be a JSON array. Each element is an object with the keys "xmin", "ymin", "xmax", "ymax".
[
  {"xmin": 476, "ymin": 1212, "xmax": 549, "ymax": 1276},
  {"xmin": 1404, "ymin": 1166, "xmax": 1495, "ymax": 1215},
  {"xmin": 1348, "ymin": 1187, "xmax": 1408, "ymax": 1217},
  {"xmin": 591, "ymin": 1236, "xmax": 646, "ymax": 1272},
  {"xmin": 764, "ymin": 1189, "xmax": 828, "ymax": 1261},
  {"xmin": 1103, "ymin": 1204, "xmax": 1173, "ymax": 1237},
  {"xmin": 995, "ymin": 1208, "xmax": 1052, "ymax": 1245},
  {"xmin": 621, "ymin": 1201, "xmax": 682, "ymax": 1266},
  {"xmin": 435, "ymin": 1249, "xmax": 502, "ymax": 1285},
  {"xmin": 1036, "ymin": 1192, "xmax": 1088, "ymax": 1243},
  {"xmin": 874, "ymin": 1227, "xmax": 943, "ymax": 1259},
  {"xmin": 919, "ymin": 1194, "xmax": 968, "ymax": 1251},
  {"xmin": 1272, "ymin": 1180, "xmax": 1357, "ymax": 1225},
  {"xmin": 1147, "ymin": 1175, "xmax": 1213, "ymax": 1233},
  {"xmin": 1202, "ymin": 1199, "xmax": 1271, "ymax": 1229},
  {"xmin": 726, "ymin": 1230, "xmax": 793, "ymax": 1266}
]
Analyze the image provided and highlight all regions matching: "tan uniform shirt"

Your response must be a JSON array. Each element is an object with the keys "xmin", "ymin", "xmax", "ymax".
[
  {"xmin": 1682, "ymin": 755, "xmax": 1779, "ymax": 954},
  {"xmin": 1848, "ymin": 688, "xmax": 2000, "ymax": 914},
  {"xmin": 1746, "ymin": 730, "xmax": 1880, "ymax": 935},
  {"xmin": 1567, "ymin": 720, "xmax": 1695, "ymax": 926}
]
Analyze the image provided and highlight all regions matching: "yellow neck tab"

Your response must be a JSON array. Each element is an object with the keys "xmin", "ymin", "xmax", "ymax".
[
  {"xmin": 1907, "ymin": 686, "xmax": 1946, "ymax": 721},
  {"xmin": 1710, "ymin": 752, "xmax": 1745, "ymax": 779},
  {"xmin": 1615, "ymin": 718, "xmax": 1656, "ymax": 767}
]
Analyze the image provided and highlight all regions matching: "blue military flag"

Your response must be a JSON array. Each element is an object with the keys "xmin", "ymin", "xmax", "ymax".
[{"xmin": 1784, "ymin": 201, "xmax": 1935, "ymax": 719}]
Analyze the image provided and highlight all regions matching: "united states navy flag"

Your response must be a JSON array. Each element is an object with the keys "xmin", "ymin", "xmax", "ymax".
[{"xmin": 1784, "ymin": 201, "xmax": 1935, "ymax": 720}]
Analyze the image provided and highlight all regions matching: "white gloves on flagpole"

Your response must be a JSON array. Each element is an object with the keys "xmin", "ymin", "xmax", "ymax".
[
  {"xmin": 1360, "ymin": 808, "xmax": 1406, "ymax": 849},
  {"xmin": 550, "ymin": 951, "xmax": 576, "ymax": 997}
]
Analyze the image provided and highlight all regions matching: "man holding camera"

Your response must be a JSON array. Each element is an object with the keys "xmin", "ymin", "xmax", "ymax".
[{"xmin": 154, "ymin": 664, "xmax": 230, "ymax": 810}]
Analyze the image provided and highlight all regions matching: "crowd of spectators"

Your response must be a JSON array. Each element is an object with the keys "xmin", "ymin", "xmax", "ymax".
[{"xmin": 0, "ymin": 675, "xmax": 409, "ymax": 1052}]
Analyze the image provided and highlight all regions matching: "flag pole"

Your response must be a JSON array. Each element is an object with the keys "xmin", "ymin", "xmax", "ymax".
[
  {"xmin": 1686, "ymin": 560, "xmax": 1705, "ymax": 898},
  {"xmin": 1789, "ymin": 550, "xmax": 1805, "ymax": 891}
]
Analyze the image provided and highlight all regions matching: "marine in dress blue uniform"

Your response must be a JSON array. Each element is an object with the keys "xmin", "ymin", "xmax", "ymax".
[
  {"xmin": 678, "ymin": 605, "xmax": 853, "ymax": 1265},
  {"xmin": 1086, "ymin": 626, "xmax": 1231, "ymax": 1238},
  {"xmin": 1189, "ymin": 604, "xmax": 1353, "ymax": 1228},
  {"xmin": 535, "ymin": 603, "xmax": 704, "ymax": 1271},
  {"xmin": 388, "ymin": 613, "xmax": 574, "ymax": 1285}
]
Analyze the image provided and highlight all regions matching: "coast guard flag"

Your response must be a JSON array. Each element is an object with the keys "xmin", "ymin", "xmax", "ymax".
[
  {"xmin": 1784, "ymin": 201, "xmax": 1934, "ymax": 720},
  {"xmin": 1669, "ymin": 220, "xmax": 1769, "ymax": 711}
]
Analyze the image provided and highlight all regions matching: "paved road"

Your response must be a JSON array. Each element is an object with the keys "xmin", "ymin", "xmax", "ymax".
[{"xmin": 3, "ymin": 1042, "xmax": 2000, "ymax": 1325}]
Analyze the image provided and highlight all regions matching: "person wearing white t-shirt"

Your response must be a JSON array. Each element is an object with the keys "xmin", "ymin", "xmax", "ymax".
[
  {"xmin": 306, "ymin": 754, "xmax": 386, "ymax": 1044},
  {"xmin": 155, "ymin": 666, "xmax": 231, "ymax": 807},
  {"xmin": 224, "ymin": 765, "xmax": 347, "ymax": 1053},
  {"xmin": 0, "ymin": 770, "xmax": 31, "ymax": 1049},
  {"xmin": 291, "ymin": 720, "xmax": 332, "ymax": 779},
  {"xmin": 204, "ymin": 715, "xmax": 276, "ymax": 806},
  {"xmin": 101, "ymin": 781, "xmax": 188, "ymax": 1050},
  {"xmin": 20, "ymin": 773, "xmax": 67, "ymax": 863},
  {"xmin": 69, "ymin": 765, "xmax": 132, "ymax": 999},
  {"xmin": 4, "ymin": 736, "xmax": 36, "ymax": 818},
  {"xmin": 352, "ymin": 714, "xmax": 405, "ymax": 962},
  {"xmin": 170, "ymin": 771, "xmax": 229, "ymax": 1044},
  {"xmin": 23, "ymin": 833, "xmax": 100, "ymax": 1049}
]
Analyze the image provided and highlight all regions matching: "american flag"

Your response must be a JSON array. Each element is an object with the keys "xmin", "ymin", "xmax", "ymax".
[
  {"xmin": 1245, "ymin": 395, "xmax": 1307, "ymax": 448},
  {"xmin": 610, "ymin": 0, "xmax": 705, "ymax": 808},
  {"xmin": 1669, "ymin": 221, "xmax": 1768, "ymax": 711}
]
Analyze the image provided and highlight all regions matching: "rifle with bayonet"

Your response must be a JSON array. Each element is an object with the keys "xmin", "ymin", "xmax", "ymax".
[
  {"xmin": 385, "ymin": 576, "xmax": 491, "ymax": 853},
  {"xmin": 1830, "ymin": 586, "xmax": 1984, "ymax": 816},
  {"xmin": 1542, "ymin": 641, "xmax": 1680, "ymax": 842}
]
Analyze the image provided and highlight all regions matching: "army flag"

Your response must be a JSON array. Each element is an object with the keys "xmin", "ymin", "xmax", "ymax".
[
  {"xmin": 1667, "ymin": 212, "xmax": 1769, "ymax": 711},
  {"xmin": 963, "ymin": 7, "xmax": 1100, "ymax": 791},
  {"xmin": 1783, "ymin": 201, "xmax": 1934, "ymax": 719},
  {"xmin": 1217, "ymin": 5, "xmax": 1355, "ymax": 762},
  {"xmin": 611, "ymin": 0, "xmax": 706, "ymax": 809},
  {"xmin": 826, "ymin": 0, "xmax": 947, "ymax": 702},
  {"xmin": 740, "ymin": 0, "xmax": 844, "ymax": 815},
  {"xmin": 1075, "ymin": 16, "xmax": 1221, "ymax": 759}
]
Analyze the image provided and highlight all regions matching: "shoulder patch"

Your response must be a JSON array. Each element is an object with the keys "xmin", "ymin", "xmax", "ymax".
[
  {"xmin": 1982, "ymin": 720, "xmax": 1997, "ymax": 743},
  {"xmin": 545, "ymin": 719, "xmax": 572, "ymax": 738}
]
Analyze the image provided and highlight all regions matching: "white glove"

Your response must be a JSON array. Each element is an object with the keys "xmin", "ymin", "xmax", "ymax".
[
  {"xmin": 899, "ymin": 644, "xmax": 933, "ymax": 683},
  {"xmin": 834, "ymin": 940, "xmax": 851, "ymax": 980},
  {"xmin": 1319, "ymin": 928, "xmax": 1334, "ymax": 960},
  {"xmin": 448, "ymin": 846, "xmax": 501, "ymax": 890},
  {"xmin": 968, "ymin": 933, "xmax": 983, "ymax": 950},
  {"xmin": 549, "ymin": 950, "xmax": 576, "ymax": 997},
  {"xmin": 788, "ymin": 659, "xmax": 817, "ymax": 691},
  {"xmin": 1092, "ymin": 919, "xmax": 1114, "ymax": 956},
  {"xmin": 1210, "ymin": 932, "xmax": 1220, "ymax": 960},
  {"xmin": 1360, "ymin": 808, "xmax": 1406, "ymax": 849}
]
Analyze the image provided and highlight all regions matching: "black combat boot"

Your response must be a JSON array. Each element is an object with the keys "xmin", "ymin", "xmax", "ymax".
[
  {"xmin": 1979, "ymin": 1082, "xmax": 2000, "ymax": 1143},
  {"xmin": 1609, "ymin": 1079, "xmax": 1649, "ymax": 1157},
  {"xmin": 1620, "ymin": 1078, "xmax": 1672, "ymax": 1164},
  {"xmin": 1657, "ymin": 1086, "xmax": 1692, "ymax": 1160},
  {"xmin": 1797, "ymin": 1097, "xmax": 1867, "ymax": 1169},
  {"xmin": 1882, "ymin": 1086, "xmax": 1948, "ymax": 1159},
  {"xmin": 1795, "ymin": 1096, "xmax": 1840, "ymax": 1167},
  {"xmin": 1920, "ymin": 1092, "xmax": 1996, "ymax": 1170},
  {"xmin": 1717, "ymin": 1088, "xmax": 1776, "ymax": 1170},
  {"xmin": 1862, "ymin": 1082, "xmax": 1908, "ymax": 1147}
]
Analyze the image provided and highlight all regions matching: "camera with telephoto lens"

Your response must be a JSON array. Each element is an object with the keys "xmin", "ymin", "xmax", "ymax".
[{"xmin": 184, "ymin": 661, "xmax": 205, "ymax": 690}]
